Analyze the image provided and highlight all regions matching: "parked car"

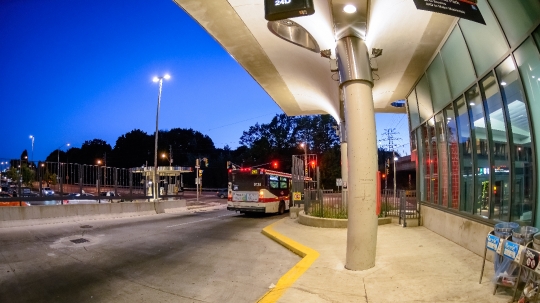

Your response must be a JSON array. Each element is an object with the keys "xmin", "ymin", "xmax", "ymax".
[
  {"xmin": 42, "ymin": 187, "xmax": 55, "ymax": 196},
  {"xmin": 0, "ymin": 192, "xmax": 12, "ymax": 198},
  {"xmin": 63, "ymin": 193, "xmax": 107, "ymax": 204},
  {"xmin": 216, "ymin": 189, "xmax": 227, "ymax": 199},
  {"xmin": 12, "ymin": 187, "xmax": 36, "ymax": 197}
]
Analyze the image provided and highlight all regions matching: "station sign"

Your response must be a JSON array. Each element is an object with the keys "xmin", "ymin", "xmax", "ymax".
[
  {"xmin": 412, "ymin": 0, "xmax": 485, "ymax": 25},
  {"xmin": 264, "ymin": 0, "xmax": 315, "ymax": 21}
]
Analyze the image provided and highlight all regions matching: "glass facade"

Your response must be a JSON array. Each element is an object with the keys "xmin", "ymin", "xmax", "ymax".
[
  {"xmin": 480, "ymin": 73, "xmax": 510, "ymax": 221},
  {"xmin": 444, "ymin": 104, "xmax": 459, "ymax": 209},
  {"xmin": 495, "ymin": 57, "xmax": 534, "ymax": 225},
  {"xmin": 427, "ymin": 54, "xmax": 452, "ymax": 113},
  {"xmin": 417, "ymin": 75, "xmax": 433, "ymax": 123},
  {"xmin": 488, "ymin": 0, "xmax": 540, "ymax": 47},
  {"xmin": 459, "ymin": 0, "xmax": 508, "ymax": 76},
  {"xmin": 407, "ymin": 90, "xmax": 420, "ymax": 130},
  {"xmin": 408, "ymin": 1, "xmax": 540, "ymax": 226},
  {"xmin": 440, "ymin": 26, "xmax": 476, "ymax": 98},
  {"xmin": 435, "ymin": 112, "xmax": 448, "ymax": 207},
  {"xmin": 454, "ymin": 97, "xmax": 474, "ymax": 212}
]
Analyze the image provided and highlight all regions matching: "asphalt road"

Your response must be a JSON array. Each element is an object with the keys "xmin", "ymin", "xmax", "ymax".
[{"xmin": 0, "ymin": 206, "xmax": 298, "ymax": 303}]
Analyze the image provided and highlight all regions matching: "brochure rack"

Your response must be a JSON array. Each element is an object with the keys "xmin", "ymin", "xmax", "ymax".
[{"xmin": 480, "ymin": 231, "xmax": 540, "ymax": 302}]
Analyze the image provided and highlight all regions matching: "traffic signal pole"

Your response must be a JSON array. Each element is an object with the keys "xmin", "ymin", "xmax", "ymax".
[{"xmin": 196, "ymin": 159, "xmax": 200, "ymax": 202}]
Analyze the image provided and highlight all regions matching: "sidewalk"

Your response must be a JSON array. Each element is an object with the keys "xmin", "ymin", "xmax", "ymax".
[{"xmin": 266, "ymin": 218, "xmax": 511, "ymax": 303}]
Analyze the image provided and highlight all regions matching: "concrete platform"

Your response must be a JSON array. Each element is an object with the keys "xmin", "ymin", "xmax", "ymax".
[{"xmin": 263, "ymin": 218, "xmax": 511, "ymax": 303}]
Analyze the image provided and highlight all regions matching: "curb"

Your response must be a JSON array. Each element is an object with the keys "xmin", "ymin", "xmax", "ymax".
[{"xmin": 257, "ymin": 218, "xmax": 320, "ymax": 303}]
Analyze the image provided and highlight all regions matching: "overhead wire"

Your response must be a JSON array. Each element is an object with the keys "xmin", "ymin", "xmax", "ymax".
[{"xmin": 205, "ymin": 112, "xmax": 279, "ymax": 132}]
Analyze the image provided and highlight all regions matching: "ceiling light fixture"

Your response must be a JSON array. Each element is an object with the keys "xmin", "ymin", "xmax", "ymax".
[
  {"xmin": 343, "ymin": 4, "xmax": 357, "ymax": 13},
  {"xmin": 501, "ymin": 81, "xmax": 507, "ymax": 86}
]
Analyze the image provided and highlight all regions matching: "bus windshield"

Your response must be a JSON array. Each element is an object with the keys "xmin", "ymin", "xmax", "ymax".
[{"xmin": 230, "ymin": 170, "xmax": 265, "ymax": 191}]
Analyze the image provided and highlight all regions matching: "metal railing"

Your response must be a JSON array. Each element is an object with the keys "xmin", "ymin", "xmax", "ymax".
[
  {"xmin": 0, "ymin": 161, "xmax": 190, "ymax": 204},
  {"xmin": 381, "ymin": 189, "xmax": 419, "ymax": 226},
  {"xmin": 302, "ymin": 189, "xmax": 418, "ymax": 222},
  {"xmin": 304, "ymin": 190, "xmax": 348, "ymax": 219}
]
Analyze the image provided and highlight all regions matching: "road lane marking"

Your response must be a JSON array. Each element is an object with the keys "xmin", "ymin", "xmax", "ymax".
[
  {"xmin": 257, "ymin": 218, "xmax": 319, "ymax": 303},
  {"xmin": 166, "ymin": 213, "xmax": 235, "ymax": 228}
]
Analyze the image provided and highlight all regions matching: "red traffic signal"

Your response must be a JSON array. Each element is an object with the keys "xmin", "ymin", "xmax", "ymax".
[
  {"xmin": 272, "ymin": 161, "xmax": 278, "ymax": 169},
  {"xmin": 382, "ymin": 174, "xmax": 386, "ymax": 178},
  {"xmin": 310, "ymin": 160, "xmax": 316, "ymax": 168}
]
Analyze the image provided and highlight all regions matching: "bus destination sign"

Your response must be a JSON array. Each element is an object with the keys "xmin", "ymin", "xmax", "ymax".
[
  {"xmin": 412, "ymin": 0, "xmax": 485, "ymax": 25},
  {"xmin": 264, "ymin": 0, "xmax": 315, "ymax": 21}
]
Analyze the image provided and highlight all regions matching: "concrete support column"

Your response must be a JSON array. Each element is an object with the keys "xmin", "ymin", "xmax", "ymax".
[
  {"xmin": 340, "ymin": 141, "xmax": 348, "ymax": 188},
  {"xmin": 343, "ymin": 82, "xmax": 378, "ymax": 270},
  {"xmin": 336, "ymin": 36, "xmax": 377, "ymax": 271}
]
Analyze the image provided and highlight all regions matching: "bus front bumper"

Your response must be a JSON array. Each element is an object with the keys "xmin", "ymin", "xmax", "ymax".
[{"xmin": 227, "ymin": 206, "xmax": 266, "ymax": 213}]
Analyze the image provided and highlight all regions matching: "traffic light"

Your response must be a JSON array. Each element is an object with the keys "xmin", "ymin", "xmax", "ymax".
[
  {"xmin": 382, "ymin": 174, "xmax": 386, "ymax": 179},
  {"xmin": 272, "ymin": 161, "xmax": 278, "ymax": 169},
  {"xmin": 199, "ymin": 170, "xmax": 203, "ymax": 177},
  {"xmin": 204, "ymin": 158, "xmax": 209, "ymax": 167},
  {"xmin": 310, "ymin": 160, "xmax": 316, "ymax": 168}
]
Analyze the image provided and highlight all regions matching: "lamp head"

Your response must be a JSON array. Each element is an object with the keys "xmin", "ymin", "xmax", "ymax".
[
  {"xmin": 152, "ymin": 76, "xmax": 159, "ymax": 82},
  {"xmin": 343, "ymin": 4, "xmax": 356, "ymax": 13},
  {"xmin": 164, "ymin": 74, "xmax": 171, "ymax": 80}
]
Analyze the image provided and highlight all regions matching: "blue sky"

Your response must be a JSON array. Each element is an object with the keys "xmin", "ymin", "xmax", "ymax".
[{"xmin": 0, "ymin": 0, "xmax": 409, "ymax": 162}]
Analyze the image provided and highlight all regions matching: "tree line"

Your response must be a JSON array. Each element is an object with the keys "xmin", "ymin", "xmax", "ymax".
[{"xmin": 10, "ymin": 114, "xmax": 398, "ymax": 190}]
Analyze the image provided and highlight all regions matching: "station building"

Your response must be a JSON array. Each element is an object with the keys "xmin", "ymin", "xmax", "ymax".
[{"xmin": 406, "ymin": 1, "xmax": 540, "ymax": 252}]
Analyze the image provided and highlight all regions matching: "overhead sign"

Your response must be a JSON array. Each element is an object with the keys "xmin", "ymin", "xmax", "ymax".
[
  {"xmin": 412, "ymin": 0, "xmax": 485, "ymax": 25},
  {"xmin": 264, "ymin": 0, "xmax": 315, "ymax": 21}
]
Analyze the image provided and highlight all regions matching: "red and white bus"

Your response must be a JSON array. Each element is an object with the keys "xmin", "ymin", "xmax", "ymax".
[{"xmin": 226, "ymin": 167, "xmax": 295, "ymax": 214}]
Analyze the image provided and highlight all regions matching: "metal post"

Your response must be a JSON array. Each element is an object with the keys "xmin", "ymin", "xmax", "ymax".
[
  {"xmin": 60, "ymin": 163, "xmax": 63, "ymax": 195},
  {"xmin": 57, "ymin": 149, "xmax": 60, "ymax": 193},
  {"xmin": 79, "ymin": 164, "xmax": 83, "ymax": 194},
  {"xmin": 129, "ymin": 170, "xmax": 133, "ymax": 198},
  {"xmin": 114, "ymin": 168, "xmax": 118, "ymax": 197},
  {"xmin": 38, "ymin": 164, "xmax": 43, "ymax": 197},
  {"xmin": 196, "ymin": 167, "xmax": 199, "ymax": 202},
  {"xmin": 153, "ymin": 78, "xmax": 163, "ymax": 201},
  {"xmin": 97, "ymin": 166, "xmax": 101, "ymax": 203},
  {"xmin": 393, "ymin": 151, "xmax": 397, "ymax": 205}
]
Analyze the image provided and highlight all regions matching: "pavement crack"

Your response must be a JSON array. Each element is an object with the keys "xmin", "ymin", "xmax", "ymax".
[{"xmin": 363, "ymin": 278, "xmax": 369, "ymax": 302}]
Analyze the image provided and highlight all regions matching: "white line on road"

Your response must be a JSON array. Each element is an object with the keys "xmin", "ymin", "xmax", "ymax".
[{"xmin": 166, "ymin": 213, "xmax": 235, "ymax": 228}]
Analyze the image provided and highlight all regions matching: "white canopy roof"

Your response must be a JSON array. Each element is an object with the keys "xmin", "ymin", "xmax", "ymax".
[{"xmin": 173, "ymin": 0, "xmax": 455, "ymax": 121}]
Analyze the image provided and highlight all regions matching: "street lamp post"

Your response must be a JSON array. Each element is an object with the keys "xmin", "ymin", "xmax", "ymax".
[
  {"xmin": 29, "ymin": 135, "xmax": 34, "ymax": 167},
  {"xmin": 152, "ymin": 74, "xmax": 171, "ymax": 200}
]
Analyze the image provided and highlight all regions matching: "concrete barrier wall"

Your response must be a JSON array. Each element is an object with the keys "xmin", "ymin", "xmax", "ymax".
[
  {"xmin": 297, "ymin": 211, "xmax": 392, "ymax": 228},
  {"xmin": 422, "ymin": 205, "xmax": 493, "ymax": 261},
  {"xmin": 0, "ymin": 200, "xmax": 187, "ymax": 228}
]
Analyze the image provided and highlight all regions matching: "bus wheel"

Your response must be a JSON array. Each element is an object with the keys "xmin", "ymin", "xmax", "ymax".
[{"xmin": 278, "ymin": 201, "xmax": 285, "ymax": 215}]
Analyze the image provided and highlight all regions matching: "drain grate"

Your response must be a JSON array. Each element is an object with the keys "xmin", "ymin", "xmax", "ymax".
[
  {"xmin": 70, "ymin": 238, "xmax": 89, "ymax": 244},
  {"xmin": 80, "ymin": 225, "xmax": 93, "ymax": 229}
]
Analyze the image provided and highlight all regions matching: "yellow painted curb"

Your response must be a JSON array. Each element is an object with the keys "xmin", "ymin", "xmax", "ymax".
[{"xmin": 257, "ymin": 218, "xmax": 319, "ymax": 303}]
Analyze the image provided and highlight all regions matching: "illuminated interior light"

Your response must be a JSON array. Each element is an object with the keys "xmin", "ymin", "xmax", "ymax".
[
  {"xmin": 469, "ymin": 102, "xmax": 475, "ymax": 106},
  {"xmin": 343, "ymin": 4, "xmax": 357, "ymax": 13},
  {"xmin": 500, "ymin": 81, "xmax": 507, "ymax": 86}
]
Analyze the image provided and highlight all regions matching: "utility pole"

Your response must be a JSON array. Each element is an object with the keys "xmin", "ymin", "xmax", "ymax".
[
  {"xmin": 379, "ymin": 128, "xmax": 400, "ymax": 200},
  {"xmin": 169, "ymin": 145, "xmax": 173, "ymax": 167}
]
